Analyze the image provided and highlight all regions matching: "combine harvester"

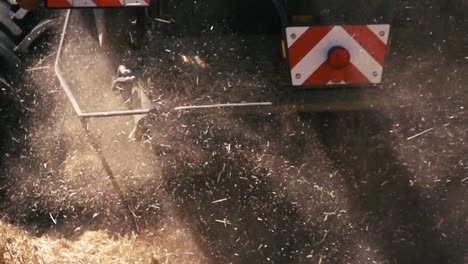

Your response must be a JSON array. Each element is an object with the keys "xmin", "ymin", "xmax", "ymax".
[{"xmin": 2, "ymin": 0, "xmax": 395, "ymax": 118}]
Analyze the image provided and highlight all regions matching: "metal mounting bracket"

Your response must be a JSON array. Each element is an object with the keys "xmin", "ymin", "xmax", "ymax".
[{"xmin": 55, "ymin": 10, "xmax": 272, "ymax": 119}]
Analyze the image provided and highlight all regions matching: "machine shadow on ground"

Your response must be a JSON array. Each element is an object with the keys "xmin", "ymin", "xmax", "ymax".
[
  {"xmin": 317, "ymin": 111, "xmax": 463, "ymax": 264},
  {"xmin": 162, "ymin": 160, "xmax": 319, "ymax": 263},
  {"xmin": 150, "ymin": 107, "xmax": 465, "ymax": 263},
  {"xmin": 146, "ymin": 110, "xmax": 323, "ymax": 263}
]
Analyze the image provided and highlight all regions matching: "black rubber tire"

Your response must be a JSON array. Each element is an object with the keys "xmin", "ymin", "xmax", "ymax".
[
  {"xmin": 0, "ymin": 11, "xmax": 22, "ymax": 37},
  {"xmin": 0, "ymin": 43, "xmax": 20, "ymax": 70},
  {"xmin": 0, "ymin": 1, "xmax": 21, "ymax": 72},
  {"xmin": 0, "ymin": 30, "xmax": 14, "ymax": 50},
  {"xmin": 0, "ymin": 0, "xmax": 13, "ymax": 18}
]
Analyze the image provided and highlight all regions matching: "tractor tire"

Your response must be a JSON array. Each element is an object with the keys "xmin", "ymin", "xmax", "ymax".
[
  {"xmin": 0, "ymin": 0, "xmax": 53, "ymax": 74},
  {"xmin": 0, "ymin": 0, "xmax": 13, "ymax": 17},
  {"xmin": 0, "ymin": 1, "xmax": 21, "ymax": 71},
  {"xmin": 0, "ymin": 30, "xmax": 15, "ymax": 50},
  {"xmin": 0, "ymin": 43, "xmax": 20, "ymax": 70}
]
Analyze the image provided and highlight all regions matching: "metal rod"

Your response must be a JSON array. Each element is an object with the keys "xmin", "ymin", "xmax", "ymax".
[
  {"xmin": 80, "ymin": 108, "xmax": 152, "ymax": 118},
  {"xmin": 79, "ymin": 119, "xmax": 140, "ymax": 232},
  {"xmin": 54, "ymin": 10, "xmax": 153, "ymax": 119},
  {"xmin": 55, "ymin": 10, "xmax": 83, "ymax": 116},
  {"xmin": 54, "ymin": 11, "xmax": 141, "ymax": 232},
  {"xmin": 54, "ymin": 10, "xmax": 273, "ymax": 119},
  {"xmin": 174, "ymin": 102, "xmax": 273, "ymax": 111},
  {"xmin": 81, "ymin": 102, "xmax": 274, "ymax": 117},
  {"xmin": 51, "ymin": 10, "xmax": 275, "ymax": 234}
]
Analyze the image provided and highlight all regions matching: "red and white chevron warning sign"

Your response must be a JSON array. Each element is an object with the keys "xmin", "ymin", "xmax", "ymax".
[
  {"xmin": 286, "ymin": 24, "xmax": 390, "ymax": 86},
  {"xmin": 48, "ymin": 0, "xmax": 149, "ymax": 8}
]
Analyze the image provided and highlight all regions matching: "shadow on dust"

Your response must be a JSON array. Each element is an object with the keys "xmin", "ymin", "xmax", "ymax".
[
  {"xmin": 161, "ymin": 150, "xmax": 318, "ymax": 263},
  {"xmin": 149, "ymin": 110, "xmax": 321, "ymax": 263},
  {"xmin": 317, "ymin": 111, "xmax": 463, "ymax": 264}
]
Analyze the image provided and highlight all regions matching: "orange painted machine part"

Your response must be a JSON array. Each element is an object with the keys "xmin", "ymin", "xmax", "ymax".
[
  {"xmin": 17, "ymin": 0, "xmax": 41, "ymax": 10},
  {"xmin": 98, "ymin": 0, "xmax": 123, "ymax": 7},
  {"xmin": 47, "ymin": 0, "xmax": 72, "ymax": 7}
]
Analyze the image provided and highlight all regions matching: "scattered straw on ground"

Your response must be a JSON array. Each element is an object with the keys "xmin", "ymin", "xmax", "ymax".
[{"xmin": 0, "ymin": 220, "xmax": 205, "ymax": 264}]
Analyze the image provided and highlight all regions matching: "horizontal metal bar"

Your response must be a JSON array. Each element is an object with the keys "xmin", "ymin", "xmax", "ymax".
[
  {"xmin": 174, "ymin": 102, "xmax": 273, "ymax": 111},
  {"xmin": 79, "ymin": 108, "xmax": 152, "ymax": 118},
  {"xmin": 54, "ymin": 10, "xmax": 154, "ymax": 119}
]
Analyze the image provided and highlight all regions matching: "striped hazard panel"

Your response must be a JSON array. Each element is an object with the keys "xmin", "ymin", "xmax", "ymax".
[
  {"xmin": 48, "ymin": 0, "xmax": 149, "ymax": 7},
  {"xmin": 286, "ymin": 24, "xmax": 390, "ymax": 87}
]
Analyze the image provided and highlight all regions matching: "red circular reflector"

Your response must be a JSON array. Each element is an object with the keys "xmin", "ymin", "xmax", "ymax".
[{"xmin": 327, "ymin": 46, "xmax": 350, "ymax": 69}]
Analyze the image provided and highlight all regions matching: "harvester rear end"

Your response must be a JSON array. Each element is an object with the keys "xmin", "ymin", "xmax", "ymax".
[
  {"xmin": 32, "ymin": 0, "xmax": 395, "ymax": 117},
  {"xmin": 0, "ymin": 0, "xmax": 399, "ymax": 152}
]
